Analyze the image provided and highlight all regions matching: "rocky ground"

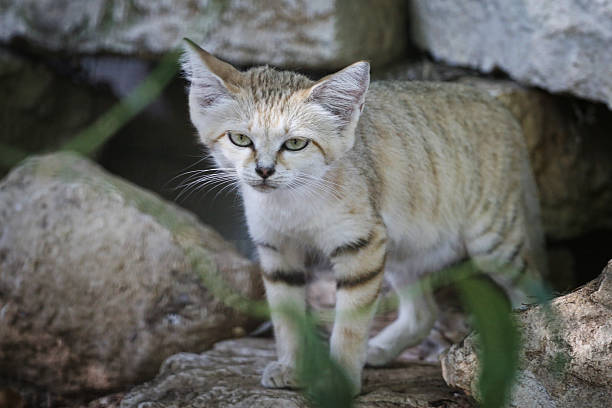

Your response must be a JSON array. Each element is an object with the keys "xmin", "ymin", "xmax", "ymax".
[{"xmin": 98, "ymin": 337, "xmax": 474, "ymax": 408}]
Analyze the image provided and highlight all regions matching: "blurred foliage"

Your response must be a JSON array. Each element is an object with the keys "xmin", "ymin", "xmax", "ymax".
[
  {"xmin": 0, "ymin": 143, "xmax": 29, "ymax": 170},
  {"xmin": 293, "ymin": 308, "xmax": 355, "ymax": 408},
  {"xmin": 0, "ymin": 51, "xmax": 180, "ymax": 171},
  {"xmin": 61, "ymin": 51, "xmax": 180, "ymax": 155},
  {"xmin": 456, "ymin": 275, "xmax": 518, "ymax": 408}
]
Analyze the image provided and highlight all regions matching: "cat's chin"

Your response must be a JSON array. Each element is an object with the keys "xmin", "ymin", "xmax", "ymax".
[{"xmin": 250, "ymin": 183, "xmax": 278, "ymax": 193}]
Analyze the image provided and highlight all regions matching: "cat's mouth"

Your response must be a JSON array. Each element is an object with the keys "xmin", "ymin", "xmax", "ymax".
[{"xmin": 250, "ymin": 182, "xmax": 278, "ymax": 192}]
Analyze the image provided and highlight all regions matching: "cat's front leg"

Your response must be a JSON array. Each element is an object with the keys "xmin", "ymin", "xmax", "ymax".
[
  {"xmin": 329, "ymin": 223, "xmax": 387, "ymax": 395},
  {"xmin": 257, "ymin": 241, "xmax": 307, "ymax": 390}
]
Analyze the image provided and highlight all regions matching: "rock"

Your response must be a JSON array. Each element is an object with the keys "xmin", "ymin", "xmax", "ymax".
[
  {"xmin": 113, "ymin": 337, "xmax": 474, "ymax": 408},
  {"xmin": 0, "ymin": 49, "xmax": 115, "ymax": 174},
  {"xmin": 409, "ymin": 0, "xmax": 612, "ymax": 109},
  {"xmin": 0, "ymin": 152, "xmax": 263, "ymax": 396},
  {"xmin": 0, "ymin": 0, "xmax": 408, "ymax": 70},
  {"xmin": 441, "ymin": 261, "xmax": 612, "ymax": 407}
]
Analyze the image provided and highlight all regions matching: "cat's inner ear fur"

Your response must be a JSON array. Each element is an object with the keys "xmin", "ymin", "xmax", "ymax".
[
  {"xmin": 306, "ymin": 61, "xmax": 370, "ymax": 132},
  {"xmin": 181, "ymin": 39, "xmax": 242, "ymax": 108}
]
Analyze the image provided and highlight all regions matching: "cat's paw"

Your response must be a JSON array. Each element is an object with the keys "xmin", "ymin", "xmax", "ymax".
[
  {"xmin": 365, "ymin": 343, "xmax": 396, "ymax": 367},
  {"xmin": 261, "ymin": 361, "xmax": 299, "ymax": 389}
]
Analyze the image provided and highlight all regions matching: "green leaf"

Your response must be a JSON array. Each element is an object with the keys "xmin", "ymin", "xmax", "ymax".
[
  {"xmin": 455, "ymin": 276, "xmax": 519, "ymax": 408},
  {"xmin": 61, "ymin": 51, "xmax": 180, "ymax": 155},
  {"xmin": 292, "ymin": 309, "xmax": 354, "ymax": 408}
]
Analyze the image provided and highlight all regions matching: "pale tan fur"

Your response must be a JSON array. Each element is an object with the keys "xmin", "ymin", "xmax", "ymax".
[{"xmin": 181, "ymin": 40, "xmax": 546, "ymax": 395}]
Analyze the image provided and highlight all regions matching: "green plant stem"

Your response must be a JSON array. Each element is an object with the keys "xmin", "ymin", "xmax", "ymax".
[{"xmin": 61, "ymin": 51, "xmax": 180, "ymax": 155}]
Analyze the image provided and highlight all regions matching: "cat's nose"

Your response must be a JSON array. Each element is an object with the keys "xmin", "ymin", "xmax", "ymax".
[{"xmin": 255, "ymin": 166, "xmax": 275, "ymax": 179}]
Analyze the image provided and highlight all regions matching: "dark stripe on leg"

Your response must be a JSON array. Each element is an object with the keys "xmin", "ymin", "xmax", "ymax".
[
  {"xmin": 330, "ymin": 232, "xmax": 373, "ymax": 258},
  {"xmin": 255, "ymin": 241, "xmax": 278, "ymax": 251},
  {"xmin": 336, "ymin": 265, "xmax": 384, "ymax": 289},
  {"xmin": 510, "ymin": 261, "xmax": 528, "ymax": 284},
  {"xmin": 506, "ymin": 241, "xmax": 525, "ymax": 264},
  {"xmin": 471, "ymin": 235, "xmax": 504, "ymax": 256},
  {"xmin": 263, "ymin": 270, "xmax": 306, "ymax": 286}
]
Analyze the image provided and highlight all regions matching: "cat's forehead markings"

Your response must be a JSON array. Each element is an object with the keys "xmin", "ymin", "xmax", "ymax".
[{"xmin": 251, "ymin": 109, "xmax": 286, "ymax": 132}]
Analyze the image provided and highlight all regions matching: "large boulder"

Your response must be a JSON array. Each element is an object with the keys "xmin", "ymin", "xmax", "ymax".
[
  {"xmin": 409, "ymin": 0, "xmax": 612, "ymax": 109},
  {"xmin": 441, "ymin": 261, "xmax": 612, "ymax": 407},
  {"xmin": 105, "ymin": 337, "xmax": 474, "ymax": 408},
  {"xmin": 0, "ymin": 153, "xmax": 263, "ymax": 397},
  {"xmin": 0, "ymin": 0, "xmax": 408, "ymax": 70}
]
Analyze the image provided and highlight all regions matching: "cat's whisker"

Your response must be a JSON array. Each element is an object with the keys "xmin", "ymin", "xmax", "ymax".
[
  {"xmin": 175, "ymin": 173, "xmax": 239, "ymax": 202},
  {"xmin": 174, "ymin": 174, "xmax": 230, "ymax": 189},
  {"xmin": 168, "ymin": 167, "xmax": 237, "ymax": 188},
  {"xmin": 175, "ymin": 174, "xmax": 237, "ymax": 191},
  {"xmin": 298, "ymin": 172, "xmax": 344, "ymax": 190},
  {"xmin": 292, "ymin": 177, "xmax": 334, "ymax": 203},
  {"xmin": 181, "ymin": 177, "xmax": 237, "ymax": 202},
  {"xmin": 293, "ymin": 174, "xmax": 343, "ymax": 201},
  {"xmin": 213, "ymin": 180, "xmax": 242, "ymax": 200}
]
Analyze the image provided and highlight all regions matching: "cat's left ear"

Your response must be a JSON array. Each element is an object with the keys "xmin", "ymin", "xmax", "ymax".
[
  {"xmin": 306, "ymin": 61, "xmax": 370, "ymax": 135},
  {"xmin": 181, "ymin": 38, "xmax": 242, "ymax": 107}
]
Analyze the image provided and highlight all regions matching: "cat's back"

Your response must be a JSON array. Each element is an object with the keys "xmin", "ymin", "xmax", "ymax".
[
  {"xmin": 356, "ymin": 80, "xmax": 527, "ymax": 203},
  {"xmin": 361, "ymin": 80, "xmax": 522, "ymax": 146},
  {"xmin": 353, "ymin": 80, "xmax": 541, "ymax": 262}
]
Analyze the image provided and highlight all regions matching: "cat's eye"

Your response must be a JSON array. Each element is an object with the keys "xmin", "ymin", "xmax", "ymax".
[
  {"xmin": 283, "ymin": 138, "xmax": 309, "ymax": 151},
  {"xmin": 228, "ymin": 132, "xmax": 253, "ymax": 147}
]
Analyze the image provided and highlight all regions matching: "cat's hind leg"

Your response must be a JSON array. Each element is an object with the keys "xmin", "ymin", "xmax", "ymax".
[
  {"xmin": 366, "ymin": 261, "xmax": 438, "ymax": 366},
  {"xmin": 464, "ymin": 200, "xmax": 544, "ymax": 308}
]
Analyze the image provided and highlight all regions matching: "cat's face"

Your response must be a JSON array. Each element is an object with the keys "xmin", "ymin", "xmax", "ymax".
[{"xmin": 182, "ymin": 40, "xmax": 369, "ymax": 194}]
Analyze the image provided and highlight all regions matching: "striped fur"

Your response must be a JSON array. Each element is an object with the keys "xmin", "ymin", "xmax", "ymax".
[{"xmin": 182, "ymin": 40, "xmax": 547, "ymax": 395}]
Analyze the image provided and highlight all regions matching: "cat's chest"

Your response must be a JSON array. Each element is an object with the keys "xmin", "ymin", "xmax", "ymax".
[{"xmin": 242, "ymin": 189, "xmax": 358, "ymax": 246}]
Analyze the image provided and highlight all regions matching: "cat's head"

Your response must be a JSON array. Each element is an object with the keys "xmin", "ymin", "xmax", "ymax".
[{"xmin": 181, "ymin": 39, "xmax": 369, "ymax": 194}]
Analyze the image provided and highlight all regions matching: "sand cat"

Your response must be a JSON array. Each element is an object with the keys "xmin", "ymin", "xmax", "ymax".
[{"xmin": 181, "ymin": 39, "xmax": 546, "ymax": 395}]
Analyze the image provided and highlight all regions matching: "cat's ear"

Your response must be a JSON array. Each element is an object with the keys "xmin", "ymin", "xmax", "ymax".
[
  {"xmin": 181, "ymin": 38, "xmax": 242, "ymax": 108},
  {"xmin": 306, "ymin": 61, "xmax": 370, "ymax": 133}
]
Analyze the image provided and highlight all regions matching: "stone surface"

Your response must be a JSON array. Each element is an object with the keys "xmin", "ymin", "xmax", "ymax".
[
  {"xmin": 0, "ymin": 49, "xmax": 115, "ymax": 174},
  {"xmin": 441, "ymin": 261, "xmax": 612, "ymax": 407},
  {"xmin": 409, "ymin": 0, "xmax": 612, "ymax": 109},
  {"xmin": 113, "ymin": 337, "xmax": 474, "ymax": 408},
  {"xmin": 0, "ymin": 0, "xmax": 407, "ymax": 70},
  {"xmin": 0, "ymin": 152, "xmax": 263, "ymax": 396}
]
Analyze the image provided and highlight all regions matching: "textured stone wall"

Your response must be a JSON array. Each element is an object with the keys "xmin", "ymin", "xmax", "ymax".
[
  {"xmin": 409, "ymin": 0, "xmax": 612, "ymax": 108},
  {"xmin": 0, "ymin": 0, "xmax": 407, "ymax": 70}
]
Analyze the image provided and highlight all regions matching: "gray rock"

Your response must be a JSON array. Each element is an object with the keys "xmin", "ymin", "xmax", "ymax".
[
  {"xmin": 0, "ymin": 0, "xmax": 408, "ymax": 70},
  {"xmin": 409, "ymin": 0, "xmax": 612, "ymax": 109},
  {"xmin": 111, "ymin": 337, "xmax": 473, "ymax": 408},
  {"xmin": 441, "ymin": 261, "xmax": 612, "ymax": 407},
  {"xmin": 0, "ymin": 0, "xmax": 224, "ymax": 56},
  {"xmin": 0, "ymin": 152, "xmax": 263, "ymax": 395}
]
